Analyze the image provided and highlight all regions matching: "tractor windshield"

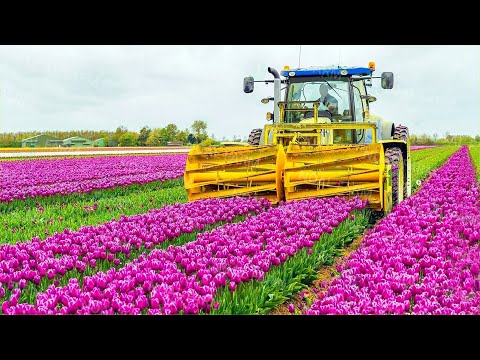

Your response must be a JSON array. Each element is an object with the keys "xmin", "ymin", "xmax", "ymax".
[{"xmin": 285, "ymin": 77, "xmax": 351, "ymax": 123}]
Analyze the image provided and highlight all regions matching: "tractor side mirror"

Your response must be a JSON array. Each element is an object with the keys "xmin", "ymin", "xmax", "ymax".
[
  {"xmin": 381, "ymin": 72, "xmax": 394, "ymax": 89},
  {"xmin": 361, "ymin": 95, "xmax": 377, "ymax": 103},
  {"xmin": 243, "ymin": 76, "xmax": 254, "ymax": 93}
]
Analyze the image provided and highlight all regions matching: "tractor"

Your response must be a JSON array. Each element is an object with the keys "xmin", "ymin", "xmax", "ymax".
[{"xmin": 184, "ymin": 62, "xmax": 410, "ymax": 214}]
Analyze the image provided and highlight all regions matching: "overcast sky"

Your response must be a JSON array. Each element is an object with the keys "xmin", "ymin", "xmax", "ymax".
[{"xmin": 0, "ymin": 45, "xmax": 478, "ymax": 139}]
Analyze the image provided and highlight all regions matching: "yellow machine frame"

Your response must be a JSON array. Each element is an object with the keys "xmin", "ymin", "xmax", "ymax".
[
  {"xmin": 184, "ymin": 119, "xmax": 409, "ymax": 214},
  {"xmin": 184, "ymin": 66, "xmax": 409, "ymax": 215}
]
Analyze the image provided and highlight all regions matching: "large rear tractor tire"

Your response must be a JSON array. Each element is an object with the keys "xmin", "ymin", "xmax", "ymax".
[
  {"xmin": 392, "ymin": 125, "xmax": 409, "ymax": 199},
  {"xmin": 385, "ymin": 147, "xmax": 404, "ymax": 208},
  {"xmin": 247, "ymin": 128, "xmax": 263, "ymax": 146}
]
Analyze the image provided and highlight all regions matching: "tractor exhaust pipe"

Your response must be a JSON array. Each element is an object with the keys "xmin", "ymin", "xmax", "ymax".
[{"xmin": 268, "ymin": 67, "xmax": 281, "ymax": 124}]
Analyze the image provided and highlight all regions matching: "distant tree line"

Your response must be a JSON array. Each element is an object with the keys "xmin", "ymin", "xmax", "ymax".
[
  {"xmin": 2, "ymin": 124, "xmax": 479, "ymax": 148},
  {"xmin": 0, "ymin": 120, "xmax": 248, "ymax": 148},
  {"xmin": 410, "ymin": 132, "xmax": 480, "ymax": 145}
]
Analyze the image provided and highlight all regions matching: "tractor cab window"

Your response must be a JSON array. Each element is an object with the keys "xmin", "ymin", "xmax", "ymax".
[
  {"xmin": 352, "ymin": 85, "xmax": 364, "ymax": 122},
  {"xmin": 351, "ymin": 80, "xmax": 368, "ymax": 122},
  {"xmin": 351, "ymin": 79, "xmax": 369, "ymax": 144},
  {"xmin": 285, "ymin": 78, "xmax": 350, "ymax": 123}
]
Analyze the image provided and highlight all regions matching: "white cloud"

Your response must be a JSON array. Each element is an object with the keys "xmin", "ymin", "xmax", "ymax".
[{"xmin": 0, "ymin": 45, "xmax": 479, "ymax": 138}]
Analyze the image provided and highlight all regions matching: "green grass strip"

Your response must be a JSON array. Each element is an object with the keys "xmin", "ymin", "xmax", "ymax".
[
  {"xmin": 1, "ymin": 180, "xmax": 187, "ymax": 245},
  {"xmin": 411, "ymin": 146, "xmax": 459, "ymax": 193},
  {"xmin": 0, "ymin": 178, "xmax": 183, "ymax": 214},
  {"xmin": 468, "ymin": 145, "xmax": 480, "ymax": 183}
]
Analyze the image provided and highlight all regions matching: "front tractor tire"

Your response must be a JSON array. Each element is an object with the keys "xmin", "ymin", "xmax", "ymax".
[
  {"xmin": 384, "ymin": 147, "xmax": 404, "ymax": 209},
  {"xmin": 392, "ymin": 125, "xmax": 409, "ymax": 200},
  {"xmin": 247, "ymin": 128, "xmax": 263, "ymax": 146}
]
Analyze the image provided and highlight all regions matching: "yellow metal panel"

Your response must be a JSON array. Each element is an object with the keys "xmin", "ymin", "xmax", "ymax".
[
  {"xmin": 188, "ymin": 183, "xmax": 277, "ymax": 199},
  {"xmin": 283, "ymin": 142, "xmax": 384, "ymax": 205},
  {"xmin": 398, "ymin": 154, "xmax": 404, "ymax": 203},
  {"xmin": 286, "ymin": 170, "xmax": 380, "ymax": 183},
  {"xmin": 186, "ymin": 171, "xmax": 277, "ymax": 188},
  {"xmin": 275, "ymin": 144, "xmax": 286, "ymax": 201},
  {"xmin": 286, "ymin": 183, "xmax": 380, "ymax": 201},
  {"xmin": 184, "ymin": 144, "xmax": 284, "ymax": 203}
]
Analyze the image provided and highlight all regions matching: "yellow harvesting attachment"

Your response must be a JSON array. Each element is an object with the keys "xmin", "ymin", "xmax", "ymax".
[
  {"xmin": 184, "ymin": 144, "xmax": 285, "ymax": 203},
  {"xmin": 184, "ymin": 123, "xmax": 399, "ymax": 214},
  {"xmin": 283, "ymin": 142, "xmax": 389, "ymax": 212}
]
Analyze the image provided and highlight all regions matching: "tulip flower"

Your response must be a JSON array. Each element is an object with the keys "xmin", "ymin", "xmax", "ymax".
[
  {"xmin": 306, "ymin": 147, "xmax": 480, "ymax": 315},
  {"xmin": 0, "ymin": 154, "xmax": 188, "ymax": 202}
]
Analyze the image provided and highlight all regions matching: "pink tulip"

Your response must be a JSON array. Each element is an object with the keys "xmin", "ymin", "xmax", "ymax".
[
  {"xmin": 0, "ymin": 154, "xmax": 187, "ymax": 202},
  {"xmin": 306, "ymin": 146, "xmax": 480, "ymax": 315}
]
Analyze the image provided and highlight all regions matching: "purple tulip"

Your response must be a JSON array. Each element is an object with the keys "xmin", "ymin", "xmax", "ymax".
[
  {"xmin": 306, "ymin": 146, "xmax": 480, "ymax": 315},
  {"xmin": 0, "ymin": 154, "xmax": 187, "ymax": 202}
]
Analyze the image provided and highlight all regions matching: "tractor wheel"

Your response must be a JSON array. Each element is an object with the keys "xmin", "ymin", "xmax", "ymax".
[
  {"xmin": 392, "ymin": 125, "xmax": 409, "ymax": 199},
  {"xmin": 385, "ymin": 147, "xmax": 404, "ymax": 207},
  {"xmin": 247, "ymin": 128, "xmax": 263, "ymax": 146}
]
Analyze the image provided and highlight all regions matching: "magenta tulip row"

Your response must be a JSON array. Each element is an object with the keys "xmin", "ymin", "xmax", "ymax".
[
  {"xmin": 3, "ymin": 196, "xmax": 367, "ymax": 314},
  {"xmin": 305, "ymin": 146, "xmax": 480, "ymax": 314},
  {"xmin": 0, "ymin": 154, "xmax": 187, "ymax": 202},
  {"xmin": 0, "ymin": 196, "xmax": 269, "ymax": 309},
  {"xmin": 411, "ymin": 145, "xmax": 438, "ymax": 151}
]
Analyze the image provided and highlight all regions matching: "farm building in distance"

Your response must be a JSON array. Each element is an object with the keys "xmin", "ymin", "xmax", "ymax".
[
  {"xmin": 21, "ymin": 134, "xmax": 64, "ymax": 148},
  {"xmin": 93, "ymin": 138, "xmax": 107, "ymax": 147},
  {"xmin": 62, "ymin": 136, "xmax": 94, "ymax": 147}
]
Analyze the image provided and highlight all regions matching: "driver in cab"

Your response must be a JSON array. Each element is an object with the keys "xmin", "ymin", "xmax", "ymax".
[{"xmin": 317, "ymin": 83, "xmax": 338, "ymax": 114}]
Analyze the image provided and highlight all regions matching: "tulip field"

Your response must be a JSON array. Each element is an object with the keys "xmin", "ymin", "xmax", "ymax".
[
  {"xmin": 302, "ymin": 146, "xmax": 480, "ymax": 314},
  {"xmin": 1, "ymin": 145, "xmax": 478, "ymax": 315},
  {"xmin": 0, "ymin": 154, "xmax": 187, "ymax": 202},
  {"xmin": 411, "ymin": 145, "xmax": 439, "ymax": 151}
]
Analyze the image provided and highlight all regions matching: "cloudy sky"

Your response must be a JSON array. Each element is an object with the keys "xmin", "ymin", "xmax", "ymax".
[{"xmin": 0, "ymin": 45, "xmax": 478, "ymax": 139}]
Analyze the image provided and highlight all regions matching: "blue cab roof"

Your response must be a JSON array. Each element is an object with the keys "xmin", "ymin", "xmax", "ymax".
[{"xmin": 280, "ymin": 66, "xmax": 373, "ymax": 77}]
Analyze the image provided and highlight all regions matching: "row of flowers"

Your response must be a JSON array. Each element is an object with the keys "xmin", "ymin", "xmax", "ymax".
[
  {"xmin": 0, "ymin": 154, "xmax": 187, "ymax": 202},
  {"xmin": 0, "ymin": 196, "xmax": 269, "ymax": 310},
  {"xmin": 3, "ymin": 196, "xmax": 367, "ymax": 314},
  {"xmin": 410, "ymin": 145, "xmax": 439, "ymax": 151},
  {"xmin": 305, "ymin": 146, "xmax": 480, "ymax": 314}
]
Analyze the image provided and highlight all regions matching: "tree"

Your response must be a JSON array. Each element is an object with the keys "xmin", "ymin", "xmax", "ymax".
[
  {"xmin": 191, "ymin": 120, "xmax": 207, "ymax": 143},
  {"xmin": 175, "ymin": 129, "xmax": 189, "ymax": 145},
  {"xmin": 475, "ymin": 135, "xmax": 480, "ymax": 142},
  {"xmin": 118, "ymin": 132, "xmax": 139, "ymax": 146},
  {"xmin": 137, "ymin": 126, "xmax": 151, "ymax": 146},
  {"xmin": 114, "ymin": 126, "xmax": 128, "ymax": 144},
  {"xmin": 146, "ymin": 128, "xmax": 162, "ymax": 146},
  {"xmin": 187, "ymin": 133, "xmax": 197, "ymax": 144},
  {"xmin": 158, "ymin": 128, "xmax": 171, "ymax": 146},
  {"xmin": 164, "ymin": 124, "xmax": 178, "ymax": 143},
  {"xmin": 108, "ymin": 135, "xmax": 118, "ymax": 147}
]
